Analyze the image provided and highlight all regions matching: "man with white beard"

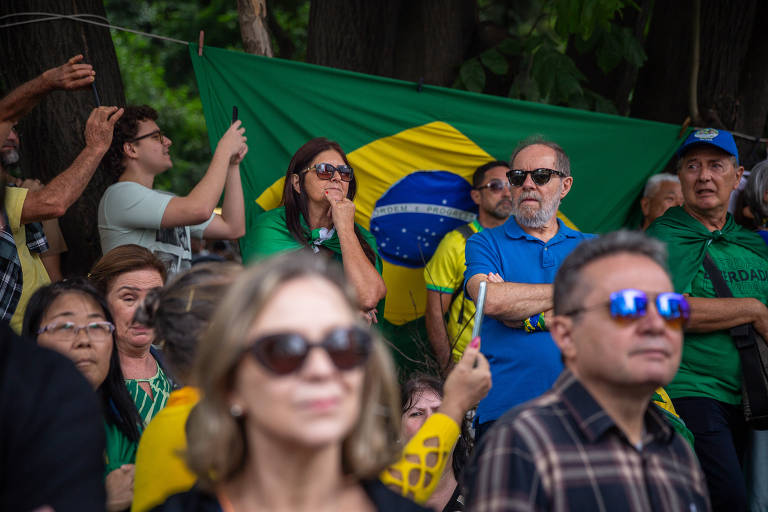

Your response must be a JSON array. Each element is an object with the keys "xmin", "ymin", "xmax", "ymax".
[{"xmin": 464, "ymin": 138, "xmax": 594, "ymax": 439}]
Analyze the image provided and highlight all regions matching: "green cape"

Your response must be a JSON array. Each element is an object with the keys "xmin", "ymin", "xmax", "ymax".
[{"xmin": 646, "ymin": 206, "xmax": 768, "ymax": 292}]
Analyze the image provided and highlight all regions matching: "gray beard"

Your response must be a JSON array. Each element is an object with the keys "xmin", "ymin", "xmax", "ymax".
[
  {"xmin": 512, "ymin": 190, "xmax": 562, "ymax": 229},
  {"xmin": 0, "ymin": 149, "xmax": 19, "ymax": 167}
]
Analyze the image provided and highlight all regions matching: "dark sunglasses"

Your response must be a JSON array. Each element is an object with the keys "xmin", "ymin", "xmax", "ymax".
[
  {"xmin": 129, "ymin": 129, "xmax": 166, "ymax": 143},
  {"xmin": 506, "ymin": 168, "xmax": 565, "ymax": 187},
  {"xmin": 474, "ymin": 179, "xmax": 512, "ymax": 193},
  {"xmin": 246, "ymin": 326, "xmax": 372, "ymax": 375},
  {"xmin": 303, "ymin": 163, "xmax": 354, "ymax": 182},
  {"xmin": 564, "ymin": 289, "xmax": 690, "ymax": 327}
]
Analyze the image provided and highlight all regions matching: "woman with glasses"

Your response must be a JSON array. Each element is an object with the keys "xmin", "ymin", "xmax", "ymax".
[
  {"xmin": 23, "ymin": 278, "xmax": 144, "ymax": 512},
  {"xmin": 153, "ymin": 252, "xmax": 426, "ymax": 511},
  {"xmin": 89, "ymin": 245, "xmax": 172, "ymax": 427},
  {"xmin": 241, "ymin": 138, "xmax": 386, "ymax": 323}
]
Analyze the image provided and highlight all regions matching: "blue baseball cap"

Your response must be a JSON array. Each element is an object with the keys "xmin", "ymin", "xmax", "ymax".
[{"xmin": 677, "ymin": 128, "xmax": 739, "ymax": 164}]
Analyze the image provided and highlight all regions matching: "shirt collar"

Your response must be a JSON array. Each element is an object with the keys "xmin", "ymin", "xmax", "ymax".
[
  {"xmin": 554, "ymin": 369, "xmax": 675, "ymax": 446},
  {"xmin": 503, "ymin": 215, "xmax": 582, "ymax": 241}
]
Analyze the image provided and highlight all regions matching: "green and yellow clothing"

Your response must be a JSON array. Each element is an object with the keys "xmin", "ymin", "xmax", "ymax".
[
  {"xmin": 131, "ymin": 387, "xmax": 200, "ymax": 512},
  {"xmin": 104, "ymin": 420, "xmax": 138, "ymax": 475},
  {"xmin": 125, "ymin": 364, "xmax": 172, "ymax": 427},
  {"xmin": 647, "ymin": 206, "xmax": 768, "ymax": 405},
  {"xmin": 380, "ymin": 412, "xmax": 460, "ymax": 504},
  {"xmin": 424, "ymin": 220, "xmax": 482, "ymax": 362}
]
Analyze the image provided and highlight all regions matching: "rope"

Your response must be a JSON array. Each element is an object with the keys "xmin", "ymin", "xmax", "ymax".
[{"xmin": 0, "ymin": 12, "xmax": 189, "ymax": 46}]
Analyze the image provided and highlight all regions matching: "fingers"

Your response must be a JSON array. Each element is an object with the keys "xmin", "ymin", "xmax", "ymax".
[
  {"xmin": 107, "ymin": 107, "xmax": 124, "ymax": 125},
  {"xmin": 456, "ymin": 336, "xmax": 480, "ymax": 369},
  {"xmin": 68, "ymin": 54, "xmax": 85, "ymax": 65}
]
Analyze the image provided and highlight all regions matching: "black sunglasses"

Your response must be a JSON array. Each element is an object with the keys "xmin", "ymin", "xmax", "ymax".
[
  {"xmin": 506, "ymin": 168, "xmax": 565, "ymax": 187},
  {"xmin": 303, "ymin": 163, "xmax": 354, "ymax": 182},
  {"xmin": 128, "ymin": 129, "xmax": 166, "ymax": 143},
  {"xmin": 246, "ymin": 326, "xmax": 372, "ymax": 375},
  {"xmin": 474, "ymin": 179, "xmax": 511, "ymax": 193}
]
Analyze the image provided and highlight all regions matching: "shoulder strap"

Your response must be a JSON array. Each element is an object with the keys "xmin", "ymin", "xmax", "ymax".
[
  {"xmin": 455, "ymin": 223, "xmax": 475, "ymax": 241},
  {"xmin": 701, "ymin": 252, "xmax": 734, "ymax": 298}
]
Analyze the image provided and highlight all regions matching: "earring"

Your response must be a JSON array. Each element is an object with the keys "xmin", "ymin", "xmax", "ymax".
[{"xmin": 230, "ymin": 404, "xmax": 244, "ymax": 418}]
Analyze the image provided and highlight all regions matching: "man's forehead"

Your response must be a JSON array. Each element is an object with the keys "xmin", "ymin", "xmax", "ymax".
[
  {"xmin": 480, "ymin": 165, "xmax": 509, "ymax": 182},
  {"xmin": 511, "ymin": 144, "xmax": 556, "ymax": 168},
  {"xmin": 681, "ymin": 145, "xmax": 733, "ymax": 162}
]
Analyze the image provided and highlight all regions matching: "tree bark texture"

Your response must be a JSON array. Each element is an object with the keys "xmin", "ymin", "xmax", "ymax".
[
  {"xmin": 0, "ymin": 0, "xmax": 126, "ymax": 277},
  {"xmin": 238, "ymin": 0, "xmax": 274, "ymax": 57},
  {"xmin": 306, "ymin": 0, "xmax": 476, "ymax": 87}
]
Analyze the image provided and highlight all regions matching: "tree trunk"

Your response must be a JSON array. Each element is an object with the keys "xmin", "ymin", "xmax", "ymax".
[
  {"xmin": 0, "ymin": 0, "xmax": 126, "ymax": 277},
  {"xmin": 238, "ymin": 0, "xmax": 274, "ymax": 57},
  {"xmin": 306, "ymin": 0, "xmax": 476, "ymax": 87}
]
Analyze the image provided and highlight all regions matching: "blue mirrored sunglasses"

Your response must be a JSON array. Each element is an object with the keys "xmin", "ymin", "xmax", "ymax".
[{"xmin": 566, "ymin": 288, "xmax": 690, "ymax": 327}]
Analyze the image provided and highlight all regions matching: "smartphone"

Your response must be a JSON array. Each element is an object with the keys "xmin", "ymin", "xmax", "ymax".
[
  {"xmin": 471, "ymin": 280, "xmax": 487, "ymax": 340},
  {"xmin": 232, "ymin": 106, "xmax": 238, "ymax": 124}
]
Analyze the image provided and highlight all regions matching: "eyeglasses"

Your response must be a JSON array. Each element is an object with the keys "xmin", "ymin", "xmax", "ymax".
[
  {"xmin": 246, "ymin": 326, "xmax": 372, "ymax": 375},
  {"xmin": 37, "ymin": 321, "xmax": 115, "ymax": 341},
  {"xmin": 474, "ymin": 179, "xmax": 512, "ymax": 193},
  {"xmin": 129, "ymin": 129, "xmax": 166, "ymax": 143},
  {"xmin": 563, "ymin": 289, "xmax": 690, "ymax": 328},
  {"xmin": 303, "ymin": 163, "xmax": 354, "ymax": 182},
  {"xmin": 506, "ymin": 168, "xmax": 565, "ymax": 187}
]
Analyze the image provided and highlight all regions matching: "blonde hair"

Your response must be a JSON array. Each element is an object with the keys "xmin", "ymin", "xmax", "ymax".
[{"xmin": 185, "ymin": 251, "xmax": 401, "ymax": 489}]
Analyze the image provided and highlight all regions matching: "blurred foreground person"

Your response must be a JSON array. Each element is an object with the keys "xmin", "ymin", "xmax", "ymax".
[
  {"xmin": 154, "ymin": 252, "xmax": 427, "ymax": 511},
  {"xmin": 465, "ymin": 231, "xmax": 709, "ymax": 511},
  {"xmin": 90, "ymin": 245, "xmax": 171, "ymax": 425},
  {"xmin": 23, "ymin": 279, "xmax": 144, "ymax": 511}
]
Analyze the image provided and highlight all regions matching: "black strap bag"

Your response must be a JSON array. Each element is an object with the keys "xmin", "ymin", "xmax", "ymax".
[{"xmin": 701, "ymin": 253, "xmax": 768, "ymax": 430}]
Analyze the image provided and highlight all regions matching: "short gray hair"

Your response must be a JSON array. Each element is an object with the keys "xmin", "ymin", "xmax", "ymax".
[
  {"xmin": 743, "ymin": 160, "xmax": 768, "ymax": 222},
  {"xmin": 643, "ymin": 173, "xmax": 680, "ymax": 198},
  {"xmin": 509, "ymin": 136, "xmax": 571, "ymax": 177},
  {"xmin": 553, "ymin": 230, "xmax": 669, "ymax": 316}
]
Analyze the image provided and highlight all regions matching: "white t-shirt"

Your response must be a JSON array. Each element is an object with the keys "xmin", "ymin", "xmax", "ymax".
[{"xmin": 98, "ymin": 182, "xmax": 213, "ymax": 274}]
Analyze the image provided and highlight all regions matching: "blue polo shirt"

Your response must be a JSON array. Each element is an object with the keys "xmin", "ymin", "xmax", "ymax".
[{"xmin": 464, "ymin": 216, "xmax": 594, "ymax": 424}]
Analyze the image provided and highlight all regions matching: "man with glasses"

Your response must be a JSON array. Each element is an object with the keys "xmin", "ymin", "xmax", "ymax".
[
  {"xmin": 465, "ymin": 230, "xmax": 710, "ymax": 512},
  {"xmin": 99, "ymin": 105, "xmax": 247, "ymax": 274},
  {"xmin": 424, "ymin": 160, "xmax": 511, "ymax": 373},
  {"xmin": 647, "ymin": 129, "xmax": 768, "ymax": 511},
  {"xmin": 464, "ymin": 138, "xmax": 593, "ymax": 439}
]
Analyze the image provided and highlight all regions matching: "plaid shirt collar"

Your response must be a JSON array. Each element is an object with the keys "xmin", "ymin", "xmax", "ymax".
[{"xmin": 554, "ymin": 369, "xmax": 675, "ymax": 446}]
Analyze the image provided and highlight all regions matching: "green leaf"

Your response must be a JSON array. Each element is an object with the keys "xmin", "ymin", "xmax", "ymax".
[
  {"xmin": 497, "ymin": 37, "xmax": 523, "ymax": 56},
  {"xmin": 460, "ymin": 58, "xmax": 486, "ymax": 93},
  {"xmin": 480, "ymin": 48, "xmax": 509, "ymax": 75}
]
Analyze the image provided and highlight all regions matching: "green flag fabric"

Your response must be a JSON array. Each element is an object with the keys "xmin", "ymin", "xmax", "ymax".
[{"xmin": 189, "ymin": 43, "xmax": 685, "ymax": 337}]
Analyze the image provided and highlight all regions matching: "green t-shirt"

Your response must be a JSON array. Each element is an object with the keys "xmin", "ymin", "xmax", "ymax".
[
  {"xmin": 104, "ymin": 420, "xmax": 138, "ymax": 475},
  {"xmin": 667, "ymin": 242, "xmax": 768, "ymax": 404}
]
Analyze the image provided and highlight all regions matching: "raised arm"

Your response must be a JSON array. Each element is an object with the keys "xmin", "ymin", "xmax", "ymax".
[
  {"xmin": 21, "ymin": 106, "xmax": 123, "ymax": 223},
  {"xmin": 0, "ymin": 55, "xmax": 95, "ymax": 124},
  {"xmin": 466, "ymin": 273, "xmax": 552, "ymax": 322},
  {"xmin": 202, "ymin": 145, "xmax": 247, "ymax": 240},
  {"xmin": 162, "ymin": 121, "xmax": 247, "ymax": 228}
]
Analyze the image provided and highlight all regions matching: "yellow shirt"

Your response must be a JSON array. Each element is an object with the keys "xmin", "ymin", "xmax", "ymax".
[
  {"xmin": 5, "ymin": 187, "xmax": 50, "ymax": 333},
  {"xmin": 131, "ymin": 386, "xmax": 200, "ymax": 512},
  {"xmin": 424, "ymin": 220, "xmax": 482, "ymax": 361}
]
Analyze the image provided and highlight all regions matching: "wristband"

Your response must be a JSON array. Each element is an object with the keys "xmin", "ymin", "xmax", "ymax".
[{"xmin": 523, "ymin": 313, "xmax": 546, "ymax": 333}]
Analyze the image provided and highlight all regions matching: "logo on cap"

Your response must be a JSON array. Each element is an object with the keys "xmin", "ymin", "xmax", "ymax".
[{"xmin": 693, "ymin": 128, "xmax": 719, "ymax": 140}]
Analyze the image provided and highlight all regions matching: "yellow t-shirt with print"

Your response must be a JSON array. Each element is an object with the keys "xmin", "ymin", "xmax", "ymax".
[
  {"xmin": 424, "ymin": 220, "xmax": 482, "ymax": 362},
  {"xmin": 5, "ymin": 186, "xmax": 50, "ymax": 333}
]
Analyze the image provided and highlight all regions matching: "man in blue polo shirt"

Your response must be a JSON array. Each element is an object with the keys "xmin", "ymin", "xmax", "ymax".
[{"xmin": 465, "ymin": 137, "xmax": 594, "ymax": 438}]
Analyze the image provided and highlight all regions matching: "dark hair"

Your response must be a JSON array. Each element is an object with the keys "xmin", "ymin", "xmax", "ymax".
[
  {"xmin": 281, "ymin": 137, "xmax": 377, "ymax": 265},
  {"xmin": 553, "ymin": 230, "xmax": 669, "ymax": 316},
  {"xmin": 89, "ymin": 244, "xmax": 168, "ymax": 296},
  {"xmin": 101, "ymin": 105, "xmax": 159, "ymax": 178},
  {"xmin": 472, "ymin": 160, "xmax": 509, "ymax": 188},
  {"xmin": 134, "ymin": 262, "xmax": 241, "ymax": 384},
  {"xmin": 509, "ymin": 136, "xmax": 571, "ymax": 177},
  {"xmin": 400, "ymin": 374, "xmax": 472, "ymax": 480},
  {"xmin": 22, "ymin": 278, "xmax": 143, "ymax": 442}
]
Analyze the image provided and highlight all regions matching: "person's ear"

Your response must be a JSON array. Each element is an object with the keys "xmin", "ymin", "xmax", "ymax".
[
  {"xmin": 734, "ymin": 165, "xmax": 745, "ymax": 190},
  {"xmin": 550, "ymin": 315, "xmax": 576, "ymax": 361},
  {"xmin": 470, "ymin": 188, "xmax": 481, "ymax": 206},
  {"xmin": 123, "ymin": 141, "xmax": 137, "ymax": 159},
  {"xmin": 560, "ymin": 176, "xmax": 573, "ymax": 198},
  {"xmin": 292, "ymin": 173, "xmax": 301, "ymax": 195},
  {"xmin": 640, "ymin": 197, "xmax": 650, "ymax": 217}
]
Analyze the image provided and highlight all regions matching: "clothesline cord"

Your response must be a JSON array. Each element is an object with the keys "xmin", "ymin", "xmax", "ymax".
[{"xmin": 0, "ymin": 12, "xmax": 188, "ymax": 46}]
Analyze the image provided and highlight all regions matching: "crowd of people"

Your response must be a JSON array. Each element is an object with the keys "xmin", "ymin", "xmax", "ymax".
[{"xmin": 1, "ymin": 55, "xmax": 767, "ymax": 512}]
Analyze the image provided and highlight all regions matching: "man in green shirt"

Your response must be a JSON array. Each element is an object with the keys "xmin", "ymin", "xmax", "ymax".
[{"xmin": 647, "ymin": 128, "xmax": 768, "ymax": 512}]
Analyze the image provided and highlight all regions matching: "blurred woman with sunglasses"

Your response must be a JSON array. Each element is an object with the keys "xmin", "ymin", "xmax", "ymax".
[
  {"xmin": 23, "ymin": 278, "xmax": 144, "ymax": 511},
  {"xmin": 241, "ymin": 138, "xmax": 386, "ymax": 323},
  {"xmin": 153, "ymin": 252, "xmax": 426, "ymax": 511}
]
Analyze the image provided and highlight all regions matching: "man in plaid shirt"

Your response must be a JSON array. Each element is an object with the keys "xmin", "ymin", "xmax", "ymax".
[
  {"xmin": 0, "ymin": 56, "xmax": 123, "ymax": 331},
  {"xmin": 465, "ymin": 231, "xmax": 710, "ymax": 512}
]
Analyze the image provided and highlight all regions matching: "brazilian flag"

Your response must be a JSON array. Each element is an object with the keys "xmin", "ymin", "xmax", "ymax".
[{"xmin": 190, "ymin": 44, "xmax": 683, "ymax": 373}]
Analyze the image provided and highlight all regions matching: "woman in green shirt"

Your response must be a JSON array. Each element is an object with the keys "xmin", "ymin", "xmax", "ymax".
[
  {"xmin": 242, "ymin": 137, "xmax": 386, "ymax": 323},
  {"xmin": 24, "ymin": 278, "xmax": 144, "ymax": 511}
]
